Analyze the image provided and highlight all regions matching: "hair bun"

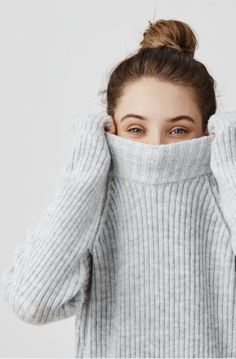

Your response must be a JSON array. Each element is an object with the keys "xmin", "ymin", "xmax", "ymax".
[{"xmin": 139, "ymin": 19, "xmax": 198, "ymax": 59}]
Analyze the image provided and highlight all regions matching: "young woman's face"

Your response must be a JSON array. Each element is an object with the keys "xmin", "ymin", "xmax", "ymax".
[{"xmin": 108, "ymin": 77, "xmax": 209, "ymax": 145}]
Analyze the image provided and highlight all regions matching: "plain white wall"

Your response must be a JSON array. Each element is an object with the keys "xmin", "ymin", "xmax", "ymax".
[{"xmin": 0, "ymin": 0, "xmax": 235, "ymax": 357}]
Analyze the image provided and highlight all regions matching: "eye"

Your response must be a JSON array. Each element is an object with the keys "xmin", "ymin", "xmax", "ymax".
[
  {"xmin": 170, "ymin": 128, "xmax": 188, "ymax": 135},
  {"xmin": 127, "ymin": 127, "xmax": 189, "ymax": 136},
  {"xmin": 127, "ymin": 127, "xmax": 144, "ymax": 134}
]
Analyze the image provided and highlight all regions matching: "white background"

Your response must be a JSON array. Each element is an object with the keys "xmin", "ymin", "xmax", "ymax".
[{"xmin": 0, "ymin": 0, "xmax": 235, "ymax": 357}]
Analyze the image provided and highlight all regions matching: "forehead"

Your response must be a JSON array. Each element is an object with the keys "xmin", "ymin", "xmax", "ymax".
[{"xmin": 116, "ymin": 77, "xmax": 200, "ymax": 120}]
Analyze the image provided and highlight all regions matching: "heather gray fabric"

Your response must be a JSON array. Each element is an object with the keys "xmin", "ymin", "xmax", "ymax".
[{"xmin": 2, "ymin": 110, "xmax": 236, "ymax": 358}]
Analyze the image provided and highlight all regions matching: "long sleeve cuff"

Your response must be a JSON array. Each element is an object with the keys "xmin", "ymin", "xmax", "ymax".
[
  {"xmin": 207, "ymin": 110, "xmax": 236, "ymax": 255},
  {"xmin": 207, "ymin": 110, "xmax": 236, "ymax": 166}
]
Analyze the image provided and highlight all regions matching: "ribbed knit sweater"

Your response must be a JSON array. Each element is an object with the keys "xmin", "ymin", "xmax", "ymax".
[{"xmin": 2, "ymin": 110, "xmax": 236, "ymax": 358}]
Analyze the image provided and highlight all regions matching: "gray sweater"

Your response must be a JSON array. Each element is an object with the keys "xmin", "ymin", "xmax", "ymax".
[{"xmin": 2, "ymin": 110, "xmax": 236, "ymax": 358}]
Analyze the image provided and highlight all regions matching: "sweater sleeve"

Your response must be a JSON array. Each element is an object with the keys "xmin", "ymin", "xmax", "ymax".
[
  {"xmin": 207, "ymin": 110, "xmax": 236, "ymax": 256},
  {"xmin": 1, "ymin": 111, "xmax": 113, "ymax": 325}
]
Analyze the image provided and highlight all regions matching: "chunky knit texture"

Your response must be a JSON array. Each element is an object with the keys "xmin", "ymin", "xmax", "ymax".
[{"xmin": 2, "ymin": 110, "xmax": 236, "ymax": 358}]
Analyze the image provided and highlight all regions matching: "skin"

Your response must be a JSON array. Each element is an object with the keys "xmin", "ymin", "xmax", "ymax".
[{"xmin": 105, "ymin": 77, "xmax": 214, "ymax": 144}]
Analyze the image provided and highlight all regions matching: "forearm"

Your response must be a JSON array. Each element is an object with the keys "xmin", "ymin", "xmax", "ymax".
[
  {"xmin": 208, "ymin": 110, "xmax": 236, "ymax": 255},
  {"xmin": 1, "ymin": 112, "xmax": 112, "ymax": 324}
]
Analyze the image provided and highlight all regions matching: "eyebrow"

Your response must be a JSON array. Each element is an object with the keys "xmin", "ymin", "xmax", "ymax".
[{"xmin": 120, "ymin": 113, "xmax": 195, "ymax": 124}]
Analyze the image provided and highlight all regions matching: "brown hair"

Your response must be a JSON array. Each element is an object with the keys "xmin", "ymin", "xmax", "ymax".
[{"xmin": 100, "ymin": 19, "xmax": 217, "ymax": 132}]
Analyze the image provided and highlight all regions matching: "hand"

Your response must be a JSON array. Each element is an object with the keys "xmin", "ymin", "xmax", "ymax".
[{"xmin": 104, "ymin": 116, "xmax": 117, "ymax": 135}]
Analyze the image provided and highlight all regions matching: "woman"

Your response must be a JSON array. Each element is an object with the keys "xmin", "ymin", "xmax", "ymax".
[{"xmin": 2, "ymin": 19, "xmax": 236, "ymax": 358}]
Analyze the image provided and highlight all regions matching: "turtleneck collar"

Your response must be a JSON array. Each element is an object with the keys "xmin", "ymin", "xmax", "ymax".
[{"xmin": 105, "ymin": 132, "xmax": 214, "ymax": 185}]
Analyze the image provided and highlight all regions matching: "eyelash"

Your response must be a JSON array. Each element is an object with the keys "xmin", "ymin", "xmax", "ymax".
[{"xmin": 127, "ymin": 127, "xmax": 189, "ymax": 135}]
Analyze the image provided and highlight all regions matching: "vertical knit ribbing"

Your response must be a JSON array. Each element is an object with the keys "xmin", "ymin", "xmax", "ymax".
[
  {"xmin": 1, "ymin": 112, "xmax": 112, "ymax": 325},
  {"xmin": 79, "ymin": 170, "xmax": 236, "ymax": 358},
  {"xmin": 2, "ymin": 111, "xmax": 236, "ymax": 358}
]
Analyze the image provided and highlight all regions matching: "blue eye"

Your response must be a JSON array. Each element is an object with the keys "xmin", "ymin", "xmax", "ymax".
[
  {"xmin": 128, "ymin": 127, "xmax": 144, "ymax": 134},
  {"xmin": 128, "ymin": 127, "xmax": 188, "ymax": 135},
  {"xmin": 170, "ymin": 128, "xmax": 188, "ymax": 135}
]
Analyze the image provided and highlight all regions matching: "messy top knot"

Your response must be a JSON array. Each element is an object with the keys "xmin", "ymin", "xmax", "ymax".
[
  {"xmin": 139, "ymin": 19, "xmax": 198, "ymax": 59},
  {"xmin": 101, "ymin": 18, "xmax": 217, "ymax": 130}
]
